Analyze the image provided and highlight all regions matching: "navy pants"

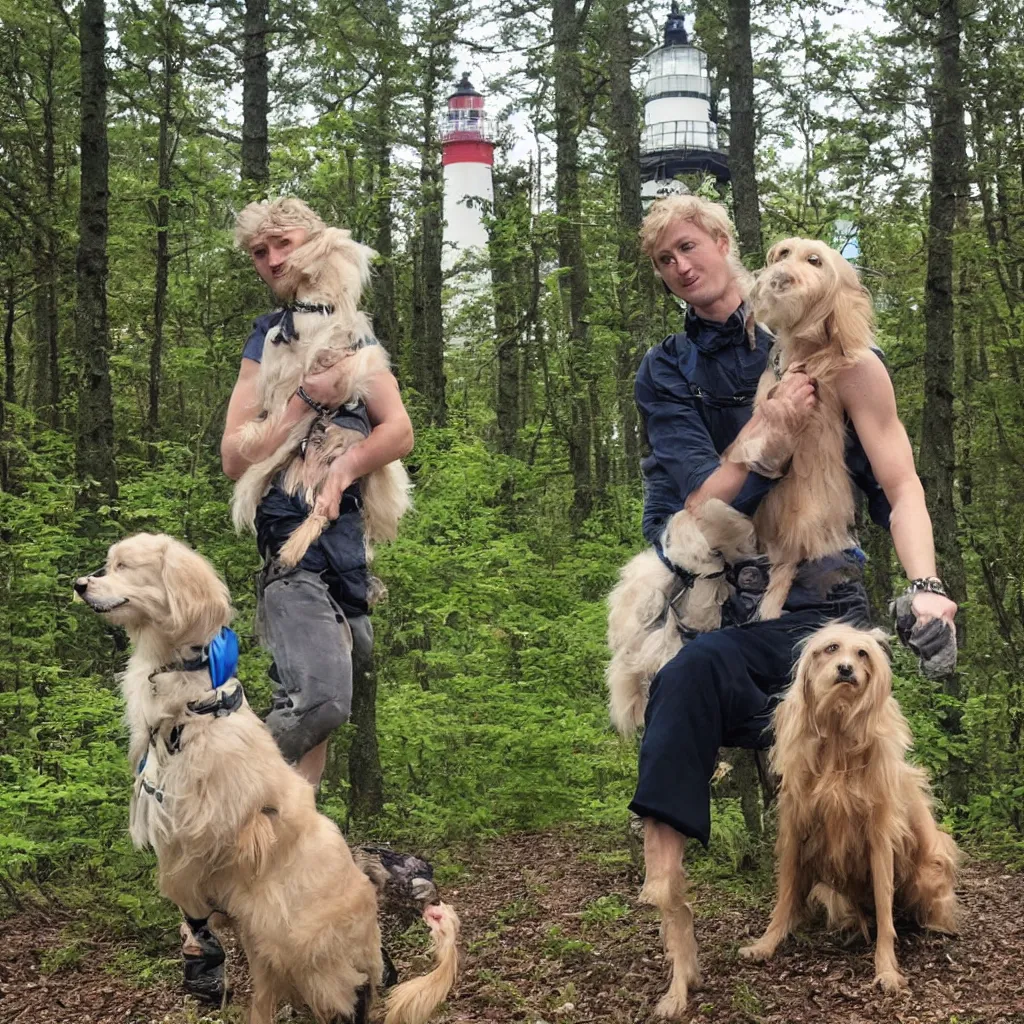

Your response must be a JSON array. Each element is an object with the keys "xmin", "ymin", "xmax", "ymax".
[{"xmin": 629, "ymin": 581, "xmax": 870, "ymax": 847}]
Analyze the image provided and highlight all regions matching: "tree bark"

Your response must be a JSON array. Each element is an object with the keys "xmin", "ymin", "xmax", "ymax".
[
  {"xmin": 553, "ymin": 0, "xmax": 593, "ymax": 528},
  {"xmin": 74, "ymin": 0, "xmax": 117, "ymax": 504},
  {"xmin": 148, "ymin": 34, "xmax": 175, "ymax": 457},
  {"xmin": 241, "ymin": 0, "xmax": 270, "ymax": 188},
  {"xmin": 726, "ymin": 0, "xmax": 762, "ymax": 264},
  {"xmin": 606, "ymin": 0, "xmax": 651, "ymax": 484},
  {"xmin": 348, "ymin": 620, "xmax": 384, "ymax": 820},
  {"xmin": 920, "ymin": 0, "xmax": 968, "ymax": 804},
  {"xmin": 411, "ymin": 33, "xmax": 447, "ymax": 427},
  {"xmin": 491, "ymin": 168, "xmax": 530, "ymax": 455}
]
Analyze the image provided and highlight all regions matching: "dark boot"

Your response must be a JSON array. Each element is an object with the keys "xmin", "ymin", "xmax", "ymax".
[{"xmin": 180, "ymin": 917, "xmax": 230, "ymax": 1005}]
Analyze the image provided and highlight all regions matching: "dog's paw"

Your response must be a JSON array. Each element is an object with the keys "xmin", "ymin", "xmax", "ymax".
[
  {"xmin": 738, "ymin": 939, "xmax": 777, "ymax": 961},
  {"xmin": 653, "ymin": 989, "xmax": 689, "ymax": 1019},
  {"xmin": 276, "ymin": 535, "xmax": 303, "ymax": 568},
  {"xmin": 873, "ymin": 969, "xmax": 908, "ymax": 993}
]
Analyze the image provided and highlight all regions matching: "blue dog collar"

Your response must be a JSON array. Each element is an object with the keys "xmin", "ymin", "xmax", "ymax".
[{"xmin": 207, "ymin": 626, "xmax": 239, "ymax": 689}]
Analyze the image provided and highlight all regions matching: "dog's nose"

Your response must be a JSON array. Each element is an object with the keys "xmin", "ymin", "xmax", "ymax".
[
  {"xmin": 771, "ymin": 272, "xmax": 793, "ymax": 290},
  {"xmin": 74, "ymin": 578, "xmax": 89, "ymax": 595},
  {"xmin": 836, "ymin": 662, "xmax": 855, "ymax": 679}
]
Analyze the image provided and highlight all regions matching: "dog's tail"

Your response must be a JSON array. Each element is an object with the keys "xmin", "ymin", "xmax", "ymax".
[
  {"xmin": 361, "ymin": 460, "xmax": 413, "ymax": 545},
  {"xmin": 383, "ymin": 902, "xmax": 459, "ymax": 1024},
  {"xmin": 276, "ymin": 510, "xmax": 330, "ymax": 567}
]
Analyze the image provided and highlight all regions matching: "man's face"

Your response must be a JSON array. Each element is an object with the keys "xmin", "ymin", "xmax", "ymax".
[
  {"xmin": 652, "ymin": 219, "xmax": 733, "ymax": 313},
  {"xmin": 249, "ymin": 227, "xmax": 308, "ymax": 295}
]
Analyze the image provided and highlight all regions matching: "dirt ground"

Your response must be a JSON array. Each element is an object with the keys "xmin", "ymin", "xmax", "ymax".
[{"xmin": 2, "ymin": 828, "xmax": 1023, "ymax": 1024}]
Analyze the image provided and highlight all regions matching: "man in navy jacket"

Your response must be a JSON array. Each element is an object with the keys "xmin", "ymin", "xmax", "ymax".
[{"xmin": 629, "ymin": 194, "xmax": 957, "ymax": 1018}]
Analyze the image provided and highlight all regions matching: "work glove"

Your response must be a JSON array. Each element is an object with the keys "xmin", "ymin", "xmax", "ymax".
[{"xmin": 891, "ymin": 590, "xmax": 958, "ymax": 679}]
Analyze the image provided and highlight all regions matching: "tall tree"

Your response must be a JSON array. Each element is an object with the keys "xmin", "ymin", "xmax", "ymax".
[
  {"xmin": 74, "ymin": 0, "xmax": 117, "ymax": 503},
  {"xmin": 241, "ymin": 0, "xmax": 270, "ymax": 187},
  {"xmin": 605, "ymin": 0, "xmax": 650, "ymax": 483},
  {"xmin": 410, "ymin": 0, "xmax": 459, "ymax": 427},
  {"xmin": 918, "ymin": 0, "xmax": 969, "ymax": 804},
  {"xmin": 726, "ymin": 0, "xmax": 762, "ymax": 262},
  {"xmin": 553, "ymin": 0, "xmax": 593, "ymax": 528}
]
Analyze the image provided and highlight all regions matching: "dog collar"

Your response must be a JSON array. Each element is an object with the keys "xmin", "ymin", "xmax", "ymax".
[
  {"xmin": 275, "ymin": 300, "xmax": 335, "ymax": 345},
  {"xmin": 150, "ymin": 626, "xmax": 239, "ymax": 688}
]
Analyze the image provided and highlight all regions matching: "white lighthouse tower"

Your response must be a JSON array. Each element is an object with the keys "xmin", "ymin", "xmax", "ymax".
[
  {"xmin": 641, "ymin": 3, "xmax": 729, "ymax": 204},
  {"xmin": 440, "ymin": 73, "xmax": 496, "ymax": 292}
]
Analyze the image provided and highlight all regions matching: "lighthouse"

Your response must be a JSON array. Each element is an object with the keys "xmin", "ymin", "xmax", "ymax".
[
  {"xmin": 441, "ymin": 72, "xmax": 496, "ymax": 280},
  {"xmin": 640, "ymin": 3, "xmax": 729, "ymax": 204}
]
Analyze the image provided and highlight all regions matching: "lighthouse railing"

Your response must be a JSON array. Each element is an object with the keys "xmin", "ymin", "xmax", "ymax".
[
  {"xmin": 641, "ymin": 120, "xmax": 725, "ymax": 154},
  {"xmin": 644, "ymin": 73, "xmax": 710, "ymax": 100},
  {"xmin": 439, "ymin": 112, "xmax": 498, "ymax": 144}
]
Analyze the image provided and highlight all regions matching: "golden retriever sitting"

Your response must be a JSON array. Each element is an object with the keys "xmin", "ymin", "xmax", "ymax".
[
  {"xmin": 606, "ymin": 499, "xmax": 757, "ymax": 735},
  {"xmin": 726, "ymin": 239, "xmax": 875, "ymax": 619},
  {"xmin": 231, "ymin": 227, "xmax": 412, "ymax": 568},
  {"xmin": 74, "ymin": 533, "xmax": 457, "ymax": 1024},
  {"xmin": 740, "ymin": 623, "xmax": 959, "ymax": 992}
]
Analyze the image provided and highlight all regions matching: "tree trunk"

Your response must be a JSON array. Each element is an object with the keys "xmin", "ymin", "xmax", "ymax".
[
  {"xmin": 412, "ymin": 39, "xmax": 447, "ymax": 426},
  {"xmin": 149, "ymin": 41, "xmax": 174, "ymax": 458},
  {"xmin": 920, "ymin": 0, "xmax": 968, "ymax": 804},
  {"xmin": 1, "ymin": 278, "xmax": 14, "ymax": 491},
  {"xmin": 606, "ymin": 0, "xmax": 649, "ymax": 485},
  {"xmin": 74, "ymin": 0, "xmax": 117, "ymax": 505},
  {"xmin": 491, "ymin": 167, "xmax": 531, "ymax": 455},
  {"xmin": 348, "ymin": 620, "xmax": 384, "ymax": 820},
  {"xmin": 726, "ymin": 0, "xmax": 762, "ymax": 264},
  {"xmin": 241, "ymin": 0, "xmax": 270, "ymax": 188},
  {"xmin": 553, "ymin": 0, "xmax": 593, "ymax": 528}
]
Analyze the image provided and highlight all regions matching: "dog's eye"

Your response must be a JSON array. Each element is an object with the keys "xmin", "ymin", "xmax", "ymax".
[
  {"xmin": 807, "ymin": 254, "xmax": 822, "ymax": 266},
  {"xmin": 776, "ymin": 248, "xmax": 790, "ymax": 260},
  {"xmin": 824, "ymin": 642, "xmax": 840, "ymax": 654},
  {"xmin": 857, "ymin": 648, "xmax": 869, "ymax": 659}
]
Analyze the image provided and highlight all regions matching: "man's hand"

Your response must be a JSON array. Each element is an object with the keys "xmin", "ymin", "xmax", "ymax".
[
  {"xmin": 313, "ymin": 458, "xmax": 354, "ymax": 521},
  {"xmin": 726, "ymin": 368, "xmax": 818, "ymax": 478},
  {"xmin": 892, "ymin": 589, "xmax": 958, "ymax": 679},
  {"xmin": 301, "ymin": 360, "xmax": 348, "ymax": 410}
]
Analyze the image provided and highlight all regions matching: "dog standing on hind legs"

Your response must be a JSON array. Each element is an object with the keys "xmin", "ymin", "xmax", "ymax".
[{"xmin": 739, "ymin": 623, "xmax": 959, "ymax": 992}]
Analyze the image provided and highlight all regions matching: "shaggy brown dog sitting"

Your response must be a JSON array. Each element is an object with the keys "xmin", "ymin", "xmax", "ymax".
[
  {"xmin": 740, "ymin": 622, "xmax": 959, "ymax": 992},
  {"xmin": 74, "ymin": 533, "xmax": 458, "ymax": 1024}
]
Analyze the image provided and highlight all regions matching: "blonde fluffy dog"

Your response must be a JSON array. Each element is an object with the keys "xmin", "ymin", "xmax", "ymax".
[
  {"xmin": 727, "ymin": 239, "xmax": 875, "ymax": 620},
  {"xmin": 740, "ymin": 622, "xmax": 959, "ymax": 992},
  {"xmin": 74, "ymin": 533, "xmax": 457, "ymax": 1024},
  {"xmin": 231, "ymin": 227, "xmax": 412, "ymax": 568},
  {"xmin": 605, "ymin": 499, "xmax": 757, "ymax": 735}
]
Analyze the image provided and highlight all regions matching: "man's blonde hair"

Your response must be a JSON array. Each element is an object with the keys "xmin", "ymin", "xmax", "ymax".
[
  {"xmin": 234, "ymin": 197, "xmax": 327, "ymax": 250},
  {"xmin": 639, "ymin": 194, "xmax": 752, "ymax": 295}
]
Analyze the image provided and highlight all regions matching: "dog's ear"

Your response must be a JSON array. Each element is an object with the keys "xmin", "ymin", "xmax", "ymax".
[
  {"xmin": 236, "ymin": 811, "xmax": 277, "ymax": 876},
  {"xmin": 868, "ymin": 627, "xmax": 893, "ymax": 663},
  {"xmin": 824, "ymin": 272, "xmax": 874, "ymax": 360},
  {"xmin": 160, "ymin": 536, "xmax": 232, "ymax": 643}
]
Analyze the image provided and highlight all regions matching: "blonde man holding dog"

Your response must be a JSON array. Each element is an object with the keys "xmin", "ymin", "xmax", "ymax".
[
  {"xmin": 177, "ymin": 198, "xmax": 413, "ymax": 1008},
  {"xmin": 630, "ymin": 194, "xmax": 957, "ymax": 1018}
]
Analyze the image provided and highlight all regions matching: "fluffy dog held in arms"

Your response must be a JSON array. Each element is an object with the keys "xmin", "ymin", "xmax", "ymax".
[
  {"xmin": 74, "ymin": 534, "xmax": 459, "ymax": 1024},
  {"xmin": 229, "ymin": 218, "xmax": 412, "ymax": 569}
]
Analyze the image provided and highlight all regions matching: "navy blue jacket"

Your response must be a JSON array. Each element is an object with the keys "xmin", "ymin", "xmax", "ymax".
[
  {"xmin": 243, "ymin": 312, "xmax": 371, "ymax": 617},
  {"xmin": 636, "ymin": 304, "xmax": 891, "ymax": 546}
]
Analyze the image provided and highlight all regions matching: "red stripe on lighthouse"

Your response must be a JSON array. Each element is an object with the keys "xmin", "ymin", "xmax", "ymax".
[{"xmin": 442, "ymin": 141, "xmax": 495, "ymax": 166}]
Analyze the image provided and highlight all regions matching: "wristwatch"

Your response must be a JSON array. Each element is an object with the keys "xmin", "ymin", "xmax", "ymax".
[{"xmin": 907, "ymin": 577, "xmax": 947, "ymax": 597}]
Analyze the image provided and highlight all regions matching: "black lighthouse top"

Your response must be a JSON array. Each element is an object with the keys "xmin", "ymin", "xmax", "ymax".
[
  {"xmin": 452, "ymin": 72, "xmax": 482, "ymax": 99},
  {"xmin": 664, "ymin": 2, "xmax": 689, "ymax": 46}
]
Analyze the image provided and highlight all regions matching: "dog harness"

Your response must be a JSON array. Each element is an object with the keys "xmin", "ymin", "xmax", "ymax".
[
  {"xmin": 274, "ymin": 300, "xmax": 335, "ymax": 345},
  {"xmin": 137, "ymin": 627, "xmax": 243, "ymax": 803}
]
